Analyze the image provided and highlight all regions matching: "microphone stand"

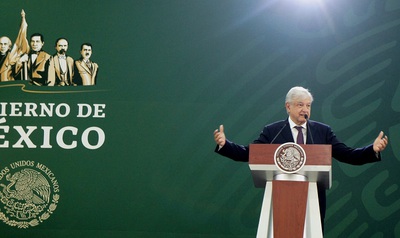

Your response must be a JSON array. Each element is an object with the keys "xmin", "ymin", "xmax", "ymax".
[{"xmin": 305, "ymin": 114, "xmax": 314, "ymax": 144}]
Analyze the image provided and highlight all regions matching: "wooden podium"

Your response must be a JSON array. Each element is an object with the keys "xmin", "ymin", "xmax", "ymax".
[{"xmin": 249, "ymin": 144, "xmax": 332, "ymax": 238}]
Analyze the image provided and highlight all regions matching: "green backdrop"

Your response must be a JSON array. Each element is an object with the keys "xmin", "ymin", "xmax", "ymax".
[{"xmin": 0, "ymin": 0, "xmax": 399, "ymax": 237}]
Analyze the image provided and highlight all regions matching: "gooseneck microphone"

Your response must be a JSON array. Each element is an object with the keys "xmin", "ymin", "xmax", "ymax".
[
  {"xmin": 270, "ymin": 121, "xmax": 288, "ymax": 144},
  {"xmin": 304, "ymin": 114, "xmax": 314, "ymax": 144}
]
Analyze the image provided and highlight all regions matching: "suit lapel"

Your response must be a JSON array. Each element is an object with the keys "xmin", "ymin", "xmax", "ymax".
[
  {"xmin": 305, "ymin": 120, "xmax": 316, "ymax": 144},
  {"xmin": 0, "ymin": 52, "xmax": 9, "ymax": 73},
  {"xmin": 282, "ymin": 125, "xmax": 295, "ymax": 143},
  {"xmin": 67, "ymin": 57, "xmax": 74, "ymax": 74},
  {"xmin": 80, "ymin": 60, "xmax": 92, "ymax": 74},
  {"xmin": 35, "ymin": 52, "xmax": 45, "ymax": 66},
  {"xmin": 274, "ymin": 119, "xmax": 295, "ymax": 143},
  {"xmin": 54, "ymin": 56, "xmax": 62, "ymax": 78}
]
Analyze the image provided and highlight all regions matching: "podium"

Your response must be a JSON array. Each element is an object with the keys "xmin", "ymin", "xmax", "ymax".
[{"xmin": 249, "ymin": 144, "xmax": 332, "ymax": 238}]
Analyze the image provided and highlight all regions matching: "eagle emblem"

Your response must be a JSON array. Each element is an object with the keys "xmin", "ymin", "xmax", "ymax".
[
  {"xmin": 274, "ymin": 142, "xmax": 306, "ymax": 173},
  {"xmin": 0, "ymin": 162, "xmax": 60, "ymax": 228}
]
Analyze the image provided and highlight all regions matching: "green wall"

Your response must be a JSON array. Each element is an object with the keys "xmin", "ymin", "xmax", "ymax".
[{"xmin": 0, "ymin": 0, "xmax": 399, "ymax": 237}]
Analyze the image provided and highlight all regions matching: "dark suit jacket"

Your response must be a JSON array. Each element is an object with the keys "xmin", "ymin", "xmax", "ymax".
[
  {"xmin": 0, "ymin": 51, "xmax": 14, "ymax": 81},
  {"xmin": 15, "ymin": 51, "xmax": 55, "ymax": 85},
  {"xmin": 73, "ymin": 59, "xmax": 98, "ymax": 86},
  {"xmin": 215, "ymin": 119, "xmax": 381, "ymax": 227}
]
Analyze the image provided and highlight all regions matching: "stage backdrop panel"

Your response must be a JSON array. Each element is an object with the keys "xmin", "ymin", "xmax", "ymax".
[{"xmin": 0, "ymin": 0, "xmax": 399, "ymax": 237}]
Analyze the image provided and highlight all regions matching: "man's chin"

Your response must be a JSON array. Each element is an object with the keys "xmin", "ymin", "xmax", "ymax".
[{"xmin": 297, "ymin": 119, "xmax": 306, "ymax": 124}]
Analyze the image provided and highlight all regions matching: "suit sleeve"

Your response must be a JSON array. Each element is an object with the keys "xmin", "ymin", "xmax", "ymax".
[
  {"xmin": 324, "ymin": 126, "xmax": 381, "ymax": 165},
  {"xmin": 214, "ymin": 140, "xmax": 250, "ymax": 162},
  {"xmin": 214, "ymin": 126, "xmax": 274, "ymax": 162}
]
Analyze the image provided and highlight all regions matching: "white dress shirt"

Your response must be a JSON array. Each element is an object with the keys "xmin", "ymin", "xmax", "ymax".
[{"xmin": 288, "ymin": 117, "xmax": 307, "ymax": 144}]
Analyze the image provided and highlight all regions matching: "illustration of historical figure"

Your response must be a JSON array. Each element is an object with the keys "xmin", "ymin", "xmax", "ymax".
[
  {"xmin": 0, "ymin": 36, "xmax": 14, "ymax": 81},
  {"xmin": 15, "ymin": 33, "xmax": 55, "ymax": 86},
  {"xmin": 2, "ymin": 10, "xmax": 100, "ymax": 87},
  {"xmin": 73, "ymin": 43, "xmax": 98, "ymax": 86},
  {"xmin": 51, "ymin": 38, "xmax": 74, "ymax": 86}
]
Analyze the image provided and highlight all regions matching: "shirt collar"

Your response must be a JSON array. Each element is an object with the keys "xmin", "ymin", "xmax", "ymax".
[{"xmin": 288, "ymin": 117, "xmax": 307, "ymax": 129}]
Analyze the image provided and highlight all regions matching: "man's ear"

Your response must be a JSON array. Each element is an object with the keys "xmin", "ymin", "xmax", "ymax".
[{"xmin": 285, "ymin": 102, "xmax": 290, "ymax": 113}]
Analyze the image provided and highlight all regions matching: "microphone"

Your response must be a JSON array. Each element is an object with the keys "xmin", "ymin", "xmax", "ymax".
[
  {"xmin": 270, "ymin": 121, "xmax": 288, "ymax": 144},
  {"xmin": 304, "ymin": 114, "xmax": 314, "ymax": 144}
]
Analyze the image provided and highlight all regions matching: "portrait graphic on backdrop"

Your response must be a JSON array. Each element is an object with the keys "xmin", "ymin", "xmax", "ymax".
[{"xmin": 0, "ymin": 10, "xmax": 99, "ymax": 87}]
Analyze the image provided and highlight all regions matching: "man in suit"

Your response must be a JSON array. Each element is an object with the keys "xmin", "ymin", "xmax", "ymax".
[
  {"xmin": 16, "ymin": 33, "xmax": 55, "ymax": 86},
  {"xmin": 73, "ymin": 43, "xmax": 98, "ymax": 86},
  {"xmin": 0, "ymin": 36, "xmax": 13, "ymax": 81},
  {"xmin": 51, "ymin": 38, "xmax": 74, "ymax": 86},
  {"xmin": 213, "ymin": 86, "xmax": 388, "ymax": 229}
]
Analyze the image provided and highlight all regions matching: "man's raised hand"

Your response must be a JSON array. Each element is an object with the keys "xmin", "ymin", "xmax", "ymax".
[
  {"xmin": 214, "ymin": 125, "xmax": 226, "ymax": 147},
  {"xmin": 373, "ymin": 131, "xmax": 388, "ymax": 153}
]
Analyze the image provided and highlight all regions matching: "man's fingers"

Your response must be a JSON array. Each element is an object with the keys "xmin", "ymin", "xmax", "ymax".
[
  {"xmin": 377, "ymin": 131, "xmax": 384, "ymax": 140},
  {"xmin": 382, "ymin": 135, "xmax": 388, "ymax": 146},
  {"xmin": 378, "ymin": 131, "xmax": 388, "ymax": 144},
  {"xmin": 374, "ymin": 131, "xmax": 389, "ymax": 152},
  {"xmin": 213, "ymin": 125, "xmax": 226, "ymax": 146}
]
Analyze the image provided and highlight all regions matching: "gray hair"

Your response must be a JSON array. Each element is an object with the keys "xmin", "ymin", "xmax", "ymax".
[{"xmin": 285, "ymin": 86, "xmax": 314, "ymax": 104}]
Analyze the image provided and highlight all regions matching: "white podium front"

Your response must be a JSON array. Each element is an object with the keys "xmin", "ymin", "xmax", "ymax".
[{"xmin": 249, "ymin": 144, "xmax": 332, "ymax": 238}]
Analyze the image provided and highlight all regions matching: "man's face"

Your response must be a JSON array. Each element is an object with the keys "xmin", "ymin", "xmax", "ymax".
[
  {"xmin": 30, "ymin": 36, "xmax": 44, "ymax": 52},
  {"xmin": 286, "ymin": 97, "xmax": 312, "ymax": 125},
  {"xmin": 0, "ymin": 37, "xmax": 10, "ymax": 54},
  {"xmin": 80, "ymin": 45, "xmax": 92, "ymax": 60},
  {"xmin": 55, "ymin": 39, "xmax": 68, "ymax": 54}
]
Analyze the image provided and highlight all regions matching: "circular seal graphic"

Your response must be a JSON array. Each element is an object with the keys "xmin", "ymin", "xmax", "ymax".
[
  {"xmin": 0, "ymin": 160, "xmax": 60, "ymax": 229},
  {"xmin": 274, "ymin": 142, "xmax": 306, "ymax": 174}
]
